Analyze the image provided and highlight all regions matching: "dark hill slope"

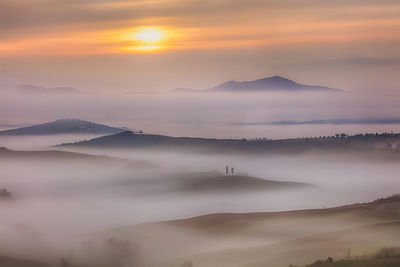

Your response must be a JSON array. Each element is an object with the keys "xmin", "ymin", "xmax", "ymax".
[
  {"xmin": 59, "ymin": 131, "xmax": 400, "ymax": 155},
  {"xmin": 59, "ymin": 131, "xmax": 241, "ymax": 152},
  {"xmin": 174, "ymin": 172, "xmax": 310, "ymax": 193},
  {"xmin": 0, "ymin": 119, "xmax": 125, "ymax": 135}
]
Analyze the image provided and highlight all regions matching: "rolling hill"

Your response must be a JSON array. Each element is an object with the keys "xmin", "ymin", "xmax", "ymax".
[
  {"xmin": 0, "ymin": 119, "xmax": 126, "ymax": 135},
  {"xmin": 101, "ymin": 197, "xmax": 400, "ymax": 267},
  {"xmin": 58, "ymin": 130, "xmax": 239, "ymax": 151},
  {"xmin": 0, "ymin": 147, "xmax": 154, "ymax": 169},
  {"xmin": 172, "ymin": 171, "xmax": 311, "ymax": 193},
  {"xmin": 123, "ymin": 171, "xmax": 312, "ymax": 195},
  {"xmin": 59, "ymin": 130, "xmax": 400, "ymax": 155}
]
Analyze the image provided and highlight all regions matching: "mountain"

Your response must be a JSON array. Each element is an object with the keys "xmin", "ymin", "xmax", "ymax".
[
  {"xmin": 0, "ymin": 83, "xmax": 81, "ymax": 94},
  {"xmin": 0, "ymin": 119, "xmax": 126, "ymax": 135},
  {"xmin": 172, "ymin": 76, "xmax": 342, "ymax": 93}
]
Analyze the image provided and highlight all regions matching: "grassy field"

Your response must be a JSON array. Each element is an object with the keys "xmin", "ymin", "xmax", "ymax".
[{"xmin": 100, "ymin": 201, "xmax": 400, "ymax": 267}]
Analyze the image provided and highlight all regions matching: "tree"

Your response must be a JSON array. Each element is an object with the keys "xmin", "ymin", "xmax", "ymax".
[{"xmin": 60, "ymin": 258, "xmax": 69, "ymax": 267}]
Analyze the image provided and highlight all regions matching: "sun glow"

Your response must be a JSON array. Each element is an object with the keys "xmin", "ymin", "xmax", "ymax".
[
  {"xmin": 135, "ymin": 27, "xmax": 165, "ymax": 43},
  {"xmin": 122, "ymin": 27, "xmax": 168, "ymax": 51}
]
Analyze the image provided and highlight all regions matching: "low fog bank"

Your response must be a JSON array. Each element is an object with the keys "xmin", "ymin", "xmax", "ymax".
[
  {"xmin": 0, "ymin": 134, "xmax": 104, "ymax": 150},
  {"xmin": 1, "ymin": 146, "xmax": 400, "ymax": 230},
  {"xmin": 2, "ymin": 89, "xmax": 400, "ymax": 139},
  {"xmin": 1, "ymin": 135, "xmax": 400, "ymax": 265}
]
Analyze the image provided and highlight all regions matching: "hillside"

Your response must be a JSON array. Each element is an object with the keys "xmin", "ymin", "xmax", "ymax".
[
  {"xmin": 101, "ymin": 200, "xmax": 400, "ymax": 267},
  {"xmin": 59, "ymin": 131, "xmax": 237, "ymax": 151},
  {"xmin": 0, "ymin": 147, "xmax": 154, "ymax": 169},
  {"xmin": 59, "ymin": 130, "xmax": 400, "ymax": 155},
  {"xmin": 88, "ymin": 170, "xmax": 310, "ymax": 196},
  {"xmin": 126, "ymin": 171, "xmax": 312, "ymax": 195},
  {"xmin": 0, "ymin": 119, "xmax": 125, "ymax": 135},
  {"xmin": 173, "ymin": 171, "xmax": 311, "ymax": 193}
]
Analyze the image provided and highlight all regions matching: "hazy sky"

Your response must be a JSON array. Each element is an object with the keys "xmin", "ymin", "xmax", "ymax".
[{"xmin": 1, "ymin": 0, "xmax": 400, "ymax": 93}]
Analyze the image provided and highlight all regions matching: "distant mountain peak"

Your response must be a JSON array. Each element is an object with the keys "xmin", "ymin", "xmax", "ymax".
[
  {"xmin": 264, "ymin": 75, "xmax": 287, "ymax": 80},
  {"xmin": 172, "ymin": 75, "xmax": 342, "ymax": 93},
  {"xmin": 0, "ymin": 83, "xmax": 81, "ymax": 94},
  {"xmin": 260, "ymin": 75, "xmax": 296, "ymax": 84},
  {"xmin": 209, "ymin": 75, "xmax": 341, "ymax": 92}
]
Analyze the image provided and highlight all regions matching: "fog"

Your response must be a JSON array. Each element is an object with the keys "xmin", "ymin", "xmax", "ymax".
[
  {"xmin": 1, "ymin": 134, "xmax": 400, "ymax": 265},
  {"xmin": 1, "ymin": 88, "xmax": 400, "ymax": 265},
  {"xmin": 0, "ymin": 134, "xmax": 104, "ymax": 150},
  {"xmin": 2, "ymin": 88, "xmax": 400, "ymax": 139}
]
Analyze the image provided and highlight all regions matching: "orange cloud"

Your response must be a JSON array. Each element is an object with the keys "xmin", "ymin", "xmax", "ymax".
[{"xmin": 0, "ymin": 0, "xmax": 399, "ymax": 55}]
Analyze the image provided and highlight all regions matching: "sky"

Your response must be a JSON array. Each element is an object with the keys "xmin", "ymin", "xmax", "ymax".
[{"xmin": 0, "ymin": 0, "xmax": 400, "ymax": 93}]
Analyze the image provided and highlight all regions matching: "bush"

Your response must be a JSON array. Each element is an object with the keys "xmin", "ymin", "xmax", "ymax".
[
  {"xmin": 0, "ymin": 188, "xmax": 12, "ymax": 199},
  {"xmin": 371, "ymin": 194, "xmax": 400, "ymax": 204},
  {"xmin": 374, "ymin": 247, "xmax": 400, "ymax": 259},
  {"xmin": 306, "ymin": 257, "xmax": 334, "ymax": 266},
  {"xmin": 182, "ymin": 261, "xmax": 193, "ymax": 267}
]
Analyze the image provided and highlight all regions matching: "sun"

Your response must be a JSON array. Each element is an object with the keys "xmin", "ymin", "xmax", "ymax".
[
  {"xmin": 134, "ymin": 27, "xmax": 165, "ymax": 43},
  {"xmin": 121, "ymin": 26, "xmax": 170, "ymax": 52}
]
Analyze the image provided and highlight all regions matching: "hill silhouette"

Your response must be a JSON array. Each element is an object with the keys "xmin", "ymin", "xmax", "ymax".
[
  {"xmin": 0, "ymin": 119, "xmax": 125, "ymax": 135},
  {"xmin": 171, "ymin": 171, "xmax": 311, "ymax": 193},
  {"xmin": 172, "ymin": 76, "xmax": 342, "ymax": 93},
  {"xmin": 0, "ymin": 82, "xmax": 81, "ymax": 95},
  {"xmin": 59, "ymin": 130, "xmax": 400, "ymax": 155}
]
